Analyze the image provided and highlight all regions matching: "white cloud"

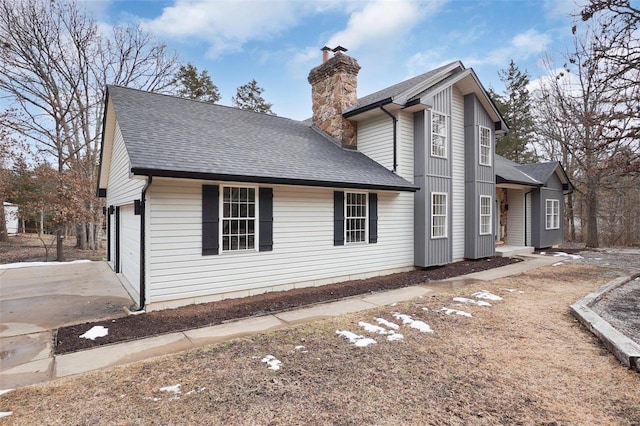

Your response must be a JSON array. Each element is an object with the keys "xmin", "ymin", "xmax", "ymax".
[
  {"xmin": 143, "ymin": 0, "xmax": 309, "ymax": 57},
  {"xmin": 542, "ymin": 0, "xmax": 585, "ymax": 21},
  {"xmin": 326, "ymin": 0, "xmax": 444, "ymax": 51},
  {"xmin": 463, "ymin": 29, "xmax": 552, "ymax": 67}
]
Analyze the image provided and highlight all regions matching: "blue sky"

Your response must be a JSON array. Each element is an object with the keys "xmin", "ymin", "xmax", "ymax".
[{"xmin": 89, "ymin": 0, "xmax": 583, "ymax": 120}]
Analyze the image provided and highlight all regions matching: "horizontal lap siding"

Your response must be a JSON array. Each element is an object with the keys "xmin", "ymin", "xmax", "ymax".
[
  {"xmin": 106, "ymin": 122, "xmax": 145, "ymax": 207},
  {"xmin": 147, "ymin": 179, "xmax": 414, "ymax": 303},
  {"xmin": 358, "ymin": 115, "xmax": 393, "ymax": 171}
]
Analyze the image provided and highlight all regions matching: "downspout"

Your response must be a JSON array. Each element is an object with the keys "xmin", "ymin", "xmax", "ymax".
[
  {"xmin": 379, "ymin": 105, "xmax": 398, "ymax": 173},
  {"xmin": 523, "ymin": 188, "xmax": 534, "ymax": 246},
  {"xmin": 132, "ymin": 176, "xmax": 152, "ymax": 312}
]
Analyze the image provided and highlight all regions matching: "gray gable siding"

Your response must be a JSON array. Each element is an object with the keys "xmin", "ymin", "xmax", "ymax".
[
  {"xmin": 531, "ymin": 172, "xmax": 564, "ymax": 249},
  {"xmin": 413, "ymin": 87, "xmax": 453, "ymax": 267},
  {"xmin": 464, "ymin": 93, "xmax": 495, "ymax": 259}
]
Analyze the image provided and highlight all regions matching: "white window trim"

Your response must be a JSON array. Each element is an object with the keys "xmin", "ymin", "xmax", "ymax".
[
  {"xmin": 546, "ymin": 199, "xmax": 560, "ymax": 230},
  {"xmin": 480, "ymin": 195, "xmax": 492, "ymax": 235},
  {"xmin": 220, "ymin": 184, "xmax": 259, "ymax": 253},
  {"xmin": 345, "ymin": 191, "xmax": 368, "ymax": 244},
  {"xmin": 431, "ymin": 192, "xmax": 448, "ymax": 239},
  {"xmin": 430, "ymin": 111, "xmax": 447, "ymax": 159},
  {"xmin": 479, "ymin": 126, "xmax": 492, "ymax": 166}
]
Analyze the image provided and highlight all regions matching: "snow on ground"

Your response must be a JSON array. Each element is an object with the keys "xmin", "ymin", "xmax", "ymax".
[
  {"xmin": 336, "ymin": 330, "xmax": 377, "ymax": 347},
  {"xmin": 79, "ymin": 325, "xmax": 109, "ymax": 340},
  {"xmin": 471, "ymin": 290, "xmax": 503, "ymax": 301},
  {"xmin": 453, "ymin": 297, "xmax": 492, "ymax": 307},
  {"xmin": 358, "ymin": 321, "xmax": 389, "ymax": 334},
  {"xmin": 502, "ymin": 288, "xmax": 524, "ymax": 293},
  {"xmin": 375, "ymin": 317, "xmax": 400, "ymax": 330},
  {"xmin": 0, "ymin": 412, "xmax": 12, "ymax": 418},
  {"xmin": 440, "ymin": 307, "xmax": 472, "ymax": 317},
  {"xmin": 160, "ymin": 384, "xmax": 181, "ymax": 394},
  {"xmin": 292, "ymin": 345, "xmax": 307, "ymax": 353},
  {"xmin": 552, "ymin": 252, "xmax": 583, "ymax": 260},
  {"xmin": 0, "ymin": 259, "xmax": 92, "ymax": 270},
  {"xmin": 392, "ymin": 313, "xmax": 433, "ymax": 333},
  {"xmin": 386, "ymin": 333, "xmax": 404, "ymax": 341},
  {"xmin": 261, "ymin": 354, "xmax": 283, "ymax": 370},
  {"xmin": 552, "ymin": 262, "xmax": 564, "ymax": 267},
  {"xmin": 0, "ymin": 389, "xmax": 13, "ymax": 396}
]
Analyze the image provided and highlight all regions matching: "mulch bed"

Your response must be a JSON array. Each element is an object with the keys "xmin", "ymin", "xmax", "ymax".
[{"xmin": 55, "ymin": 256, "xmax": 520, "ymax": 354}]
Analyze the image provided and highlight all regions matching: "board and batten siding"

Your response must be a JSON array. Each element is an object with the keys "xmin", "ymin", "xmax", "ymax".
[
  {"xmin": 451, "ymin": 87, "xmax": 465, "ymax": 260},
  {"xmin": 506, "ymin": 189, "xmax": 525, "ymax": 246},
  {"xmin": 397, "ymin": 111, "xmax": 414, "ymax": 182},
  {"xmin": 146, "ymin": 178, "xmax": 414, "ymax": 307},
  {"xmin": 357, "ymin": 115, "xmax": 394, "ymax": 171}
]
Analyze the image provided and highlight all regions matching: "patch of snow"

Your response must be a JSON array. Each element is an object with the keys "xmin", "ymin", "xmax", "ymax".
[
  {"xmin": 0, "ymin": 259, "xmax": 92, "ymax": 270},
  {"xmin": 261, "ymin": 354, "xmax": 282, "ymax": 370},
  {"xmin": 374, "ymin": 317, "xmax": 400, "ymax": 330},
  {"xmin": 358, "ymin": 321, "xmax": 389, "ymax": 334},
  {"xmin": 552, "ymin": 262, "xmax": 564, "ymax": 267},
  {"xmin": 453, "ymin": 297, "xmax": 492, "ymax": 307},
  {"xmin": 79, "ymin": 325, "xmax": 108, "ymax": 340},
  {"xmin": 336, "ymin": 330, "xmax": 377, "ymax": 347},
  {"xmin": 0, "ymin": 389, "xmax": 13, "ymax": 396},
  {"xmin": 291, "ymin": 345, "xmax": 308, "ymax": 354},
  {"xmin": 470, "ymin": 291, "xmax": 503, "ymax": 301},
  {"xmin": 422, "ymin": 307, "xmax": 429, "ymax": 312},
  {"xmin": 440, "ymin": 307, "xmax": 472, "ymax": 317},
  {"xmin": 502, "ymin": 288, "xmax": 524, "ymax": 293},
  {"xmin": 160, "ymin": 384, "xmax": 181, "ymax": 394},
  {"xmin": 0, "ymin": 412, "xmax": 12, "ymax": 418},
  {"xmin": 594, "ymin": 257, "xmax": 602, "ymax": 261},
  {"xmin": 552, "ymin": 252, "xmax": 583, "ymax": 259},
  {"xmin": 539, "ymin": 251, "xmax": 546, "ymax": 255},
  {"xmin": 387, "ymin": 332, "xmax": 404, "ymax": 342},
  {"xmin": 392, "ymin": 313, "xmax": 433, "ymax": 333}
]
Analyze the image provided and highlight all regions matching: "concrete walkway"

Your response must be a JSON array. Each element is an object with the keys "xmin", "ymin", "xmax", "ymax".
[{"xmin": 1, "ymin": 255, "xmax": 559, "ymax": 390}]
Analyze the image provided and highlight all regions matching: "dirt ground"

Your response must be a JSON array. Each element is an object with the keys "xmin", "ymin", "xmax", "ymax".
[
  {"xmin": 1, "ymin": 264, "xmax": 638, "ymax": 425},
  {"xmin": 55, "ymin": 256, "xmax": 519, "ymax": 354},
  {"xmin": 0, "ymin": 233, "xmax": 104, "ymax": 264}
]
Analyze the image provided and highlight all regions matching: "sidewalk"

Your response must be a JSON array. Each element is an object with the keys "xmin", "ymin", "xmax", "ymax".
[{"xmin": 1, "ymin": 254, "xmax": 559, "ymax": 390}]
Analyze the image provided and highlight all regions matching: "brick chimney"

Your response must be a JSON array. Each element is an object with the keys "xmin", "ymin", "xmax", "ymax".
[{"xmin": 308, "ymin": 46, "xmax": 361, "ymax": 149}]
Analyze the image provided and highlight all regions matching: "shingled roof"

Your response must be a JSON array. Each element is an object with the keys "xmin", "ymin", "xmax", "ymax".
[
  {"xmin": 105, "ymin": 85, "xmax": 417, "ymax": 192},
  {"xmin": 495, "ymin": 155, "xmax": 541, "ymax": 186}
]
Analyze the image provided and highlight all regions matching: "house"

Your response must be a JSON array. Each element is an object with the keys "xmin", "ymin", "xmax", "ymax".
[{"xmin": 97, "ymin": 48, "xmax": 570, "ymax": 311}]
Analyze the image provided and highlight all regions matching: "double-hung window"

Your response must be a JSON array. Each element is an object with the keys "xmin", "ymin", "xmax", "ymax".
[
  {"xmin": 431, "ymin": 111, "xmax": 447, "ymax": 158},
  {"xmin": 479, "ymin": 126, "xmax": 492, "ymax": 166},
  {"xmin": 222, "ymin": 186, "xmax": 256, "ymax": 251},
  {"xmin": 546, "ymin": 199, "xmax": 560, "ymax": 230},
  {"xmin": 345, "ymin": 192, "xmax": 367, "ymax": 243},
  {"xmin": 480, "ymin": 195, "xmax": 492, "ymax": 235},
  {"xmin": 431, "ymin": 193, "xmax": 447, "ymax": 238}
]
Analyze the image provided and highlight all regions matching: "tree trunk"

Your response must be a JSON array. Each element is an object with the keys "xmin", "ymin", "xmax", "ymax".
[
  {"xmin": 76, "ymin": 223, "xmax": 88, "ymax": 249},
  {"xmin": 566, "ymin": 192, "xmax": 576, "ymax": 242},
  {"xmin": 56, "ymin": 227, "xmax": 65, "ymax": 261},
  {"xmin": 585, "ymin": 182, "xmax": 599, "ymax": 248},
  {"xmin": 0, "ymin": 201, "xmax": 7, "ymax": 242}
]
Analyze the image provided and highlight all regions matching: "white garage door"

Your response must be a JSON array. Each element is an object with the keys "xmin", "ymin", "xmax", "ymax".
[{"xmin": 120, "ymin": 204, "xmax": 140, "ymax": 298}]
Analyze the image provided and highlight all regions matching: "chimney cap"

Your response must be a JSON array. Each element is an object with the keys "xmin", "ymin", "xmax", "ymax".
[
  {"xmin": 321, "ymin": 46, "xmax": 331, "ymax": 52},
  {"xmin": 332, "ymin": 46, "xmax": 348, "ymax": 53}
]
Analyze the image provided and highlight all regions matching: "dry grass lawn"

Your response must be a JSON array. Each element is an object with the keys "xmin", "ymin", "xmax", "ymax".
[{"xmin": 1, "ymin": 264, "xmax": 639, "ymax": 425}]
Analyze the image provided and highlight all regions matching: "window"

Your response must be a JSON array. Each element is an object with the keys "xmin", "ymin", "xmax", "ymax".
[
  {"xmin": 222, "ymin": 186, "xmax": 256, "ymax": 251},
  {"xmin": 480, "ymin": 195, "xmax": 492, "ymax": 235},
  {"xmin": 431, "ymin": 193, "xmax": 447, "ymax": 238},
  {"xmin": 345, "ymin": 192, "xmax": 367, "ymax": 243},
  {"xmin": 546, "ymin": 199, "xmax": 560, "ymax": 230},
  {"xmin": 431, "ymin": 111, "xmax": 447, "ymax": 158},
  {"xmin": 479, "ymin": 126, "xmax": 492, "ymax": 166}
]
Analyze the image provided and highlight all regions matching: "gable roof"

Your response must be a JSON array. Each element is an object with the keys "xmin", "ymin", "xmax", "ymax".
[
  {"xmin": 101, "ymin": 85, "xmax": 417, "ymax": 192},
  {"xmin": 495, "ymin": 154, "xmax": 573, "ymax": 191}
]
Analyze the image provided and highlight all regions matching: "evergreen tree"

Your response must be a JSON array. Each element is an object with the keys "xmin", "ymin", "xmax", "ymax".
[
  {"xmin": 231, "ymin": 79, "xmax": 275, "ymax": 115},
  {"xmin": 489, "ymin": 60, "xmax": 536, "ymax": 163},
  {"xmin": 172, "ymin": 63, "xmax": 221, "ymax": 103}
]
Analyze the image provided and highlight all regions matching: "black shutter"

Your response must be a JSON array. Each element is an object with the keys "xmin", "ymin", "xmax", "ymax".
[
  {"xmin": 369, "ymin": 193, "xmax": 378, "ymax": 244},
  {"xmin": 259, "ymin": 188, "xmax": 273, "ymax": 251},
  {"xmin": 202, "ymin": 185, "xmax": 219, "ymax": 255},
  {"xmin": 334, "ymin": 191, "xmax": 344, "ymax": 246}
]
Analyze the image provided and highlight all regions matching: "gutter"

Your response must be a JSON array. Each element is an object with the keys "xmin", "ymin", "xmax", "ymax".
[
  {"xmin": 132, "ymin": 176, "xmax": 152, "ymax": 312},
  {"xmin": 343, "ymin": 98, "xmax": 393, "ymax": 119},
  {"xmin": 379, "ymin": 105, "xmax": 398, "ymax": 173}
]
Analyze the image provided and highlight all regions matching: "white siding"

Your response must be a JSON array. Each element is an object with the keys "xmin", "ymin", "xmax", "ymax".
[
  {"xmin": 357, "ymin": 115, "xmax": 394, "ymax": 171},
  {"xmin": 106, "ymin": 121, "xmax": 146, "ymax": 207},
  {"xmin": 120, "ymin": 204, "xmax": 140, "ymax": 297},
  {"xmin": 451, "ymin": 87, "xmax": 465, "ymax": 260},
  {"xmin": 525, "ymin": 192, "xmax": 532, "ymax": 246},
  {"xmin": 397, "ymin": 111, "xmax": 414, "ymax": 182},
  {"xmin": 147, "ymin": 179, "xmax": 414, "ymax": 305},
  {"xmin": 506, "ymin": 189, "xmax": 524, "ymax": 246}
]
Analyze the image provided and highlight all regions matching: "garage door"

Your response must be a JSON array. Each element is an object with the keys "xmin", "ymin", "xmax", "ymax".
[{"xmin": 120, "ymin": 204, "xmax": 140, "ymax": 298}]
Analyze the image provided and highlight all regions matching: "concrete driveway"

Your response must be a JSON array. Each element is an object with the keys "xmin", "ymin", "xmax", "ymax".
[{"xmin": 0, "ymin": 261, "xmax": 134, "ymax": 388}]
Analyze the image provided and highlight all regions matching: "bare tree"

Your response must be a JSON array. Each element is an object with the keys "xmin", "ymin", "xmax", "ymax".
[{"xmin": 0, "ymin": 0, "xmax": 178, "ymax": 259}]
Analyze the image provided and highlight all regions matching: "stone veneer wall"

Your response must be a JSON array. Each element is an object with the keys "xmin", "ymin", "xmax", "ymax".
[{"xmin": 307, "ymin": 52, "xmax": 361, "ymax": 149}]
